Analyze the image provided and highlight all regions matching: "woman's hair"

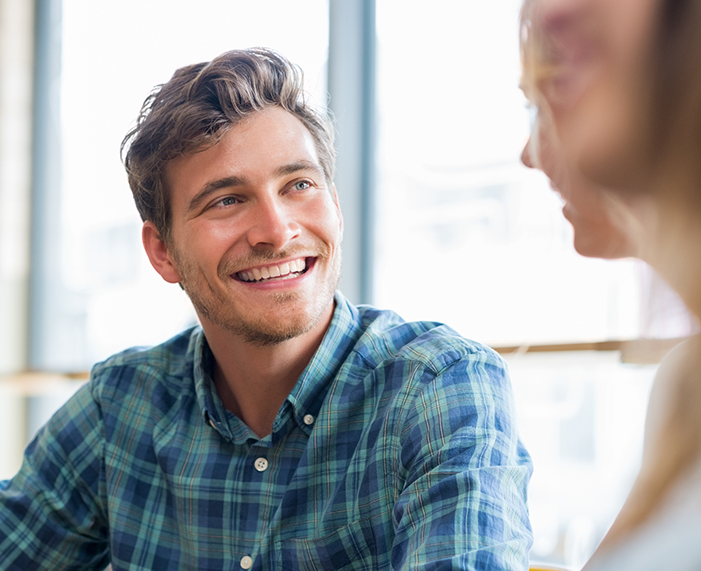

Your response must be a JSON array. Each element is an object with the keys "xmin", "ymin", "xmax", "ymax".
[
  {"xmin": 519, "ymin": 0, "xmax": 701, "ymax": 545},
  {"xmin": 649, "ymin": 0, "xmax": 701, "ymax": 203},
  {"xmin": 518, "ymin": 0, "xmax": 563, "ymax": 115},
  {"xmin": 121, "ymin": 48, "xmax": 336, "ymax": 244},
  {"xmin": 518, "ymin": 0, "xmax": 544, "ymax": 108},
  {"xmin": 611, "ymin": 2, "xmax": 701, "ymax": 539},
  {"xmin": 518, "ymin": 0, "xmax": 563, "ymax": 170}
]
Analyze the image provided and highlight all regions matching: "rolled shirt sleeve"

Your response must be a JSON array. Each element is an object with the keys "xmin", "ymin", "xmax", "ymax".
[{"xmin": 391, "ymin": 350, "xmax": 532, "ymax": 569}]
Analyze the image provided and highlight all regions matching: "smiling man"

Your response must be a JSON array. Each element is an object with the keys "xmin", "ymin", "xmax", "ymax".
[{"xmin": 0, "ymin": 49, "xmax": 532, "ymax": 570}]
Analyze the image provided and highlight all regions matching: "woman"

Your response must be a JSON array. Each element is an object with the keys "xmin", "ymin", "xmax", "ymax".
[
  {"xmin": 519, "ymin": 0, "xmax": 701, "ymax": 568},
  {"xmin": 519, "ymin": 103, "xmax": 638, "ymax": 261}
]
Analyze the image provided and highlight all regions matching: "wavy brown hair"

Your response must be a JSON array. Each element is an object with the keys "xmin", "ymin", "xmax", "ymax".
[{"xmin": 121, "ymin": 48, "xmax": 336, "ymax": 244}]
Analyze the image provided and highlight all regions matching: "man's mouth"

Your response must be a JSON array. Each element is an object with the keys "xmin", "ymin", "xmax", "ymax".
[{"xmin": 236, "ymin": 258, "xmax": 309, "ymax": 283}]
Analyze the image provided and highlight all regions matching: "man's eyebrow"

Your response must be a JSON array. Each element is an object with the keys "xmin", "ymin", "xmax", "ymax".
[
  {"xmin": 186, "ymin": 175, "xmax": 246, "ymax": 214},
  {"xmin": 274, "ymin": 160, "xmax": 325, "ymax": 179}
]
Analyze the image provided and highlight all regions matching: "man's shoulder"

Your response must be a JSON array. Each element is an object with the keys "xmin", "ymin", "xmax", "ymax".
[
  {"xmin": 353, "ymin": 304, "xmax": 503, "ymax": 375},
  {"xmin": 89, "ymin": 325, "xmax": 202, "ymax": 390}
]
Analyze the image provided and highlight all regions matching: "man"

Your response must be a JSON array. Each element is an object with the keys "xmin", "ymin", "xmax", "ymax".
[{"xmin": 0, "ymin": 48, "xmax": 532, "ymax": 570}]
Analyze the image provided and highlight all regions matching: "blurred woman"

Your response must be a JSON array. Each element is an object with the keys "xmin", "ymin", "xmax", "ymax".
[
  {"xmin": 519, "ymin": 0, "xmax": 701, "ymax": 568},
  {"xmin": 519, "ymin": 105, "xmax": 638, "ymax": 260}
]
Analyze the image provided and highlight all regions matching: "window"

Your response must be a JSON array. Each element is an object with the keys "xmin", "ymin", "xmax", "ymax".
[
  {"xmin": 1, "ymin": 0, "xmax": 329, "ymax": 478},
  {"xmin": 375, "ymin": 0, "xmax": 644, "ymax": 346}
]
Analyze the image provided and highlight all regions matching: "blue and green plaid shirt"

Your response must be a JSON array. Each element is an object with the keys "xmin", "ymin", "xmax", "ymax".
[{"xmin": 0, "ymin": 293, "xmax": 532, "ymax": 570}]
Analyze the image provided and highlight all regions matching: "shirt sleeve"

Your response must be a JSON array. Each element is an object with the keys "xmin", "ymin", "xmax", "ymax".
[
  {"xmin": 391, "ymin": 349, "xmax": 533, "ymax": 570},
  {"xmin": 0, "ymin": 382, "xmax": 110, "ymax": 570}
]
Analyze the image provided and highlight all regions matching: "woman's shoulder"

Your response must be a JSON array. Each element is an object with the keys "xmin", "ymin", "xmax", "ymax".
[
  {"xmin": 585, "ymin": 460, "xmax": 701, "ymax": 571},
  {"xmin": 643, "ymin": 335, "xmax": 701, "ymax": 455}
]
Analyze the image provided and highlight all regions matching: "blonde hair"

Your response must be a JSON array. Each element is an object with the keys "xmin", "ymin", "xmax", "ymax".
[{"xmin": 518, "ymin": 0, "xmax": 563, "ymax": 113}]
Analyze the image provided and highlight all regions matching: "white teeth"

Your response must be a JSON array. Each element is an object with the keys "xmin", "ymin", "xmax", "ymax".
[{"xmin": 237, "ymin": 258, "xmax": 307, "ymax": 282}]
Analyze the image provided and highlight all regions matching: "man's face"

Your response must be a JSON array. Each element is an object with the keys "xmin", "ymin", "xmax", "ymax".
[{"xmin": 146, "ymin": 106, "xmax": 343, "ymax": 346}]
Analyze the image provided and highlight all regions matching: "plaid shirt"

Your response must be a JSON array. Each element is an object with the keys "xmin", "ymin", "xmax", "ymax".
[{"xmin": 0, "ymin": 293, "xmax": 532, "ymax": 570}]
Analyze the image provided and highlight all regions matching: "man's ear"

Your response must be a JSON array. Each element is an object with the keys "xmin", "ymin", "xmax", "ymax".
[
  {"xmin": 142, "ymin": 221, "xmax": 182, "ymax": 284},
  {"xmin": 331, "ymin": 184, "xmax": 344, "ymax": 236}
]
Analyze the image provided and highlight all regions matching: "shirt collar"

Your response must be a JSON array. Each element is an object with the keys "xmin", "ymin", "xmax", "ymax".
[
  {"xmin": 192, "ymin": 291, "xmax": 363, "ymax": 442},
  {"xmin": 281, "ymin": 291, "xmax": 362, "ymax": 436},
  {"xmin": 192, "ymin": 330, "xmax": 239, "ymax": 440}
]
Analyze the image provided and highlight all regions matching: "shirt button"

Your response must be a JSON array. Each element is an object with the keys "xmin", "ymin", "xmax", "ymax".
[
  {"xmin": 208, "ymin": 418, "xmax": 216, "ymax": 430},
  {"xmin": 254, "ymin": 457, "xmax": 268, "ymax": 472},
  {"xmin": 240, "ymin": 555, "xmax": 253, "ymax": 569},
  {"xmin": 303, "ymin": 414, "xmax": 315, "ymax": 426}
]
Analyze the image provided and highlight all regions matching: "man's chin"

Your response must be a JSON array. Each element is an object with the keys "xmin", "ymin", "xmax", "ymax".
[
  {"xmin": 201, "ymin": 296, "xmax": 335, "ymax": 347},
  {"xmin": 231, "ymin": 319, "xmax": 312, "ymax": 347}
]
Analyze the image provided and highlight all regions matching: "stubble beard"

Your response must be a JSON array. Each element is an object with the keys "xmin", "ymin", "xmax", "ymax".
[{"xmin": 173, "ymin": 246, "xmax": 341, "ymax": 347}]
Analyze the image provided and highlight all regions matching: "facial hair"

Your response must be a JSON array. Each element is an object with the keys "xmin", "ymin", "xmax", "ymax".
[{"xmin": 172, "ymin": 243, "xmax": 341, "ymax": 347}]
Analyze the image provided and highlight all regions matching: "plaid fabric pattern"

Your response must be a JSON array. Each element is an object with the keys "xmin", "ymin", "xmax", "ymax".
[{"xmin": 0, "ymin": 292, "xmax": 532, "ymax": 570}]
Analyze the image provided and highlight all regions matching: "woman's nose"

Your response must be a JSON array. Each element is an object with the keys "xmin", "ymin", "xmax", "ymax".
[{"xmin": 521, "ymin": 136, "xmax": 535, "ymax": 169}]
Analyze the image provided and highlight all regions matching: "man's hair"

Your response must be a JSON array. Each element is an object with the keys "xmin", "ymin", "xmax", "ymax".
[{"xmin": 121, "ymin": 48, "xmax": 336, "ymax": 243}]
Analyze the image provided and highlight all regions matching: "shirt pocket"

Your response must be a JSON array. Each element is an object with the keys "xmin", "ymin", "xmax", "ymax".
[{"xmin": 278, "ymin": 519, "xmax": 381, "ymax": 571}]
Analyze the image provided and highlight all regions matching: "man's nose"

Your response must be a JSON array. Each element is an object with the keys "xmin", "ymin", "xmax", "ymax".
[
  {"xmin": 521, "ymin": 137, "xmax": 535, "ymax": 169},
  {"xmin": 246, "ymin": 197, "xmax": 301, "ymax": 249}
]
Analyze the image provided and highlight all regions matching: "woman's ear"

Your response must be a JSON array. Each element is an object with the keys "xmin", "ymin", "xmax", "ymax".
[{"xmin": 142, "ymin": 221, "xmax": 182, "ymax": 284}]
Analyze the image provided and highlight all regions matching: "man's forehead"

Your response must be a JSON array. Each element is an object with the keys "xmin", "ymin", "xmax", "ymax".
[{"xmin": 181, "ymin": 108, "xmax": 318, "ymax": 165}]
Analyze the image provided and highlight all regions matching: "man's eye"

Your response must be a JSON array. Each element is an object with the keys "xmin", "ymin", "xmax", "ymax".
[
  {"xmin": 217, "ymin": 196, "xmax": 238, "ymax": 207},
  {"xmin": 292, "ymin": 181, "xmax": 311, "ymax": 191}
]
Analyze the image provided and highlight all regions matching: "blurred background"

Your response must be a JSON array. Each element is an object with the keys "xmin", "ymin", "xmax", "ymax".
[{"xmin": 0, "ymin": 0, "xmax": 696, "ymax": 568}]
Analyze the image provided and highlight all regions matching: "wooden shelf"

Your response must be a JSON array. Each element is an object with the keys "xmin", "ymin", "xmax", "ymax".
[
  {"xmin": 0, "ymin": 336, "xmax": 690, "ymax": 394},
  {"xmin": 0, "ymin": 371, "xmax": 88, "ymax": 396},
  {"xmin": 492, "ymin": 337, "xmax": 689, "ymax": 364}
]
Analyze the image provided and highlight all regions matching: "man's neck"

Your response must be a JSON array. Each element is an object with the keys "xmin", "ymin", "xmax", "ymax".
[{"xmin": 201, "ymin": 305, "xmax": 334, "ymax": 439}]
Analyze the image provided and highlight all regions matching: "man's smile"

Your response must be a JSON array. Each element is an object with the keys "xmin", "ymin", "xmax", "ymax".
[{"xmin": 235, "ymin": 257, "xmax": 311, "ymax": 283}]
